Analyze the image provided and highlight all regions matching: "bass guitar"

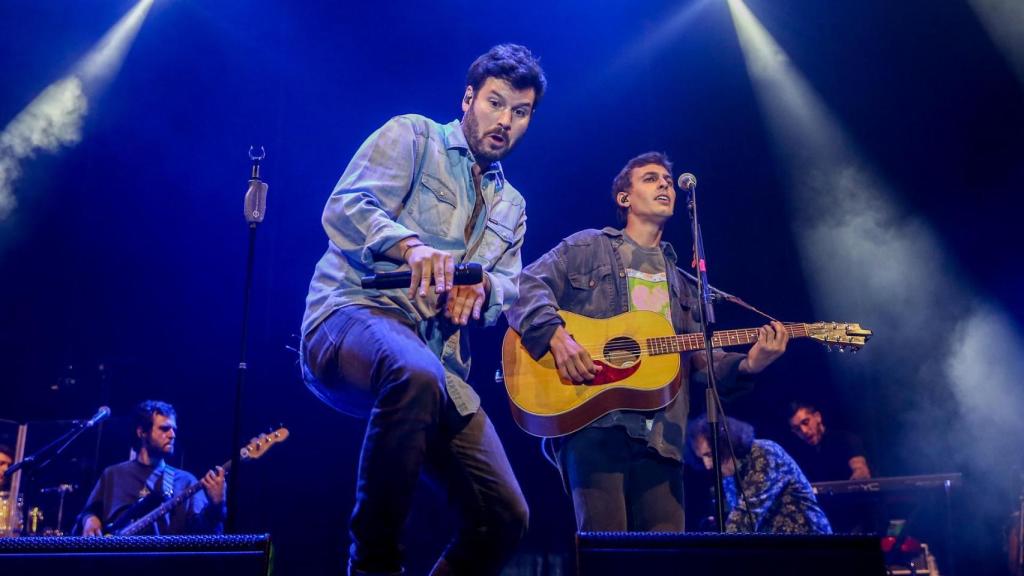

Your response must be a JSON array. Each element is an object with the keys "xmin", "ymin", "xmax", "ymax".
[{"xmin": 104, "ymin": 426, "xmax": 289, "ymax": 536}]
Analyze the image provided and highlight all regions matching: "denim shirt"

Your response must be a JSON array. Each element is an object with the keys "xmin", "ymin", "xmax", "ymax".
[
  {"xmin": 505, "ymin": 227, "xmax": 748, "ymax": 462},
  {"xmin": 301, "ymin": 114, "xmax": 527, "ymax": 415}
]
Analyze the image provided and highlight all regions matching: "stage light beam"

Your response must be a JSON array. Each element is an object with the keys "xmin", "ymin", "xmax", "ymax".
[
  {"xmin": 610, "ymin": 0, "xmax": 713, "ymax": 72},
  {"xmin": 727, "ymin": 0, "xmax": 1024, "ymax": 504},
  {"xmin": 0, "ymin": 0, "xmax": 154, "ymax": 221},
  {"xmin": 967, "ymin": 0, "xmax": 1024, "ymax": 88}
]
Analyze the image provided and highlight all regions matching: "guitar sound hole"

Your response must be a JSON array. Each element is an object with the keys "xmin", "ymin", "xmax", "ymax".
[{"xmin": 603, "ymin": 337, "xmax": 641, "ymax": 368}]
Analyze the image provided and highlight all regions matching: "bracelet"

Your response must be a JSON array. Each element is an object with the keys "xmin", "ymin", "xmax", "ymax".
[{"xmin": 401, "ymin": 240, "xmax": 425, "ymax": 261}]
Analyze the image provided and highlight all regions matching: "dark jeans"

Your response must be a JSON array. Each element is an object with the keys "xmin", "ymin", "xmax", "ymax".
[
  {"xmin": 557, "ymin": 426, "xmax": 684, "ymax": 532},
  {"xmin": 303, "ymin": 306, "xmax": 528, "ymax": 575}
]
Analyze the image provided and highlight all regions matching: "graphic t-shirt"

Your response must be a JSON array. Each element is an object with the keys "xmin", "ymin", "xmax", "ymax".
[{"xmin": 620, "ymin": 233, "xmax": 671, "ymax": 321}]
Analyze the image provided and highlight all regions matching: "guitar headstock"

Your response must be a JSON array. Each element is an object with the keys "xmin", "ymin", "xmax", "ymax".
[
  {"xmin": 805, "ymin": 322, "xmax": 873, "ymax": 352},
  {"xmin": 240, "ymin": 426, "xmax": 289, "ymax": 460}
]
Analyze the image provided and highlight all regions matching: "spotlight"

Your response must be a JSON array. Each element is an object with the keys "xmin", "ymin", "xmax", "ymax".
[{"xmin": 0, "ymin": 0, "xmax": 154, "ymax": 222}]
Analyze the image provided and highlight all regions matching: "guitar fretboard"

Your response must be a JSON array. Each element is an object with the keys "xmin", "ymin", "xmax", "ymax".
[{"xmin": 646, "ymin": 324, "xmax": 811, "ymax": 355}]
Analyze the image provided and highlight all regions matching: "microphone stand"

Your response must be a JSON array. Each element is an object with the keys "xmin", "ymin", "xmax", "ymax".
[
  {"xmin": 685, "ymin": 177, "xmax": 727, "ymax": 532},
  {"xmin": 228, "ymin": 146, "xmax": 268, "ymax": 532},
  {"xmin": 6, "ymin": 421, "xmax": 99, "ymax": 479}
]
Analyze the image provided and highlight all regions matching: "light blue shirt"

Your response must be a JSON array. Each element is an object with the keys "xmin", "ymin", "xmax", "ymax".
[{"xmin": 301, "ymin": 114, "xmax": 527, "ymax": 414}]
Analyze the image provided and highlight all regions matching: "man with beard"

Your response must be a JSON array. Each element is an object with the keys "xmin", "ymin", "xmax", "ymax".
[
  {"xmin": 787, "ymin": 401, "xmax": 871, "ymax": 482},
  {"xmin": 77, "ymin": 400, "xmax": 226, "ymax": 535},
  {"xmin": 300, "ymin": 45, "xmax": 546, "ymax": 576}
]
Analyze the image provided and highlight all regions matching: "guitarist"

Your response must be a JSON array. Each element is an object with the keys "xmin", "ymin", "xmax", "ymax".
[
  {"xmin": 77, "ymin": 400, "xmax": 226, "ymax": 536},
  {"xmin": 505, "ymin": 151, "xmax": 789, "ymax": 532}
]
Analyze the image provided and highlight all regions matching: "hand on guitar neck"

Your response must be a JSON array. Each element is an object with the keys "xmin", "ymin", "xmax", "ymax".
[
  {"xmin": 737, "ymin": 320, "xmax": 790, "ymax": 375},
  {"xmin": 200, "ymin": 466, "xmax": 226, "ymax": 506}
]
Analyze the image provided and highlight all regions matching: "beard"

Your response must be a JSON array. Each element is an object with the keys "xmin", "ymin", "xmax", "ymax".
[{"xmin": 462, "ymin": 105, "xmax": 512, "ymax": 163}]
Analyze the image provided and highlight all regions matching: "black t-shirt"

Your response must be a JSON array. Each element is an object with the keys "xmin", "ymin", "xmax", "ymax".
[
  {"xmin": 77, "ymin": 460, "xmax": 223, "ymax": 535},
  {"xmin": 789, "ymin": 430, "xmax": 866, "ymax": 482}
]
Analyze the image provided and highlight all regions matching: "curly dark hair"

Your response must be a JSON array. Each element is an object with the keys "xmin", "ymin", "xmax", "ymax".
[
  {"xmin": 685, "ymin": 414, "xmax": 755, "ymax": 469},
  {"xmin": 466, "ymin": 44, "xmax": 547, "ymax": 108},
  {"xmin": 611, "ymin": 151, "xmax": 673, "ymax": 223},
  {"xmin": 133, "ymin": 400, "xmax": 176, "ymax": 447}
]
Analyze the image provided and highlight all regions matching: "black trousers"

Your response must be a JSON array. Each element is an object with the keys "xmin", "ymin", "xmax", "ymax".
[
  {"xmin": 303, "ymin": 306, "xmax": 528, "ymax": 575},
  {"xmin": 557, "ymin": 426, "xmax": 684, "ymax": 532}
]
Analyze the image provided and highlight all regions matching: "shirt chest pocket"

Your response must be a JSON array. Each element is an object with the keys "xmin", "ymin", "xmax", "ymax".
[
  {"xmin": 406, "ymin": 171, "xmax": 458, "ymax": 238},
  {"xmin": 568, "ymin": 264, "xmax": 612, "ymax": 291},
  {"xmin": 475, "ymin": 197, "xmax": 523, "ymax": 261}
]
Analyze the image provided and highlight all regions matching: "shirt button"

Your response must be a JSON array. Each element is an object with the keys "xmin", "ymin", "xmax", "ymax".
[
  {"xmin": 589, "ymin": 280, "xmax": 596, "ymax": 288},
  {"xmin": 618, "ymin": 271, "xmax": 626, "ymax": 278}
]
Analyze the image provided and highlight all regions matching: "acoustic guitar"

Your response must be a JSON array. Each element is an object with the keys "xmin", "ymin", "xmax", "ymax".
[{"xmin": 501, "ymin": 310, "xmax": 871, "ymax": 437}]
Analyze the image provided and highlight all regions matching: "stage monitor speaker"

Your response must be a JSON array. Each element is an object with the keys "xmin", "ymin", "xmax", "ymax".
[
  {"xmin": 0, "ymin": 534, "xmax": 272, "ymax": 575},
  {"xmin": 577, "ymin": 531, "xmax": 885, "ymax": 576}
]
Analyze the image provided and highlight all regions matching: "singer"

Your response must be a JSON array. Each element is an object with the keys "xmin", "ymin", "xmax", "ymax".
[
  {"xmin": 299, "ymin": 45, "xmax": 546, "ymax": 576},
  {"xmin": 505, "ymin": 152, "xmax": 790, "ymax": 532},
  {"xmin": 75, "ymin": 400, "xmax": 226, "ymax": 536}
]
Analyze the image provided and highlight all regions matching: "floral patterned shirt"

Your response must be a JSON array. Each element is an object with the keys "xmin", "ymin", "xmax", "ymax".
[{"xmin": 724, "ymin": 439, "xmax": 832, "ymax": 534}]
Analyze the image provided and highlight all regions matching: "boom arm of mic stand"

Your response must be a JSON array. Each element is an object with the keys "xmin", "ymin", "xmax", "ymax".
[{"xmin": 6, "ymin": 420, "xmax": 92, "ymax": 477}]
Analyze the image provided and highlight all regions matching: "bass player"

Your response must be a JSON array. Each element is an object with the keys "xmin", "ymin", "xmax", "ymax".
[{"xmin": 76, "ymin": 400, "xmax": 225, "ymax": 535}]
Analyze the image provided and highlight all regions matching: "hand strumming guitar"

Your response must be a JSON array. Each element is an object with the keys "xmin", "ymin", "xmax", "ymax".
[
  {"xmin": 81, "ymin": 514, "xmax": 103, "ymax": 537},
  {"xmin": 549, "ymin": 324, "xmax": 603, "ymax": 383}
]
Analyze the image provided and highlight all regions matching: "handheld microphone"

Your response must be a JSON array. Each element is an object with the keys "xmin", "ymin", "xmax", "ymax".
[
  {"xmin": 361, "ymin": 262, "xmax": 483, "ymax": 290},
  {"xmin": 677, "ymin": 173, "xmax": 697, "ymax": 191},
  {"xmin": 83, "ymin": 406, "xmax": 111, "ymax": 428}
]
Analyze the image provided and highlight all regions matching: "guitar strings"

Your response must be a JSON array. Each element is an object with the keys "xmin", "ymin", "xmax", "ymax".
[{"xmin": 570, "ymin": 324, "xmax": 809, "ymax": 363}]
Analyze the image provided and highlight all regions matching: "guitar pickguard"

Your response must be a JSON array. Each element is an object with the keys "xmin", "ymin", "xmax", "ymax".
[{"xmin": 583, "ymin": 360, "xmax": 641, "ymax": 386}]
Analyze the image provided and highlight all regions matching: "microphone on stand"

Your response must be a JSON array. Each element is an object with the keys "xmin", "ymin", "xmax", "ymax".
[
  {"xmin": 361, "ymin": 262, "xmax": 483, "ymax": 289},
  {"xmin": 677, "ymin": 172, "xmax": 697, "ymax": 191},
  {"xmin": 245, "ymin": 146, "xmax": 268, "ymax": 224},
  {"xmin": 230, "ymin": 145, "xmax": 270, "ymax": 531},
  {"xmin": 82, "ymin": 406, "xmax": 110, "ymax": 428},
  {"xmin": 40, "ymin": 484, "xmax": 78, "ymax": 495}
]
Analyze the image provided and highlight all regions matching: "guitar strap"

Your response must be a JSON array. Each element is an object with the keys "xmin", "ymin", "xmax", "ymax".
[
  {"xmin": 142, "ymin": 463, "xmax": 175, "ymax": 533},
  {"xmin": 160, "ymin": 466, "xmax": 175, "ymax": 499}
]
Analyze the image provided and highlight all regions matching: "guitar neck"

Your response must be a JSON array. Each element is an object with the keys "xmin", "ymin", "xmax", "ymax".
[
  {"xmin": 117, "ymin": 459, "xmax": 232, "ymax": 536},
  {"xmin": 648, "ymin": 324, "xmax": 812, "ymax": 355}
]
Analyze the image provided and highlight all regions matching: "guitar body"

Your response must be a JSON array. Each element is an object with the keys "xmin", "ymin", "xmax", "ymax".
[
  {"xmin": 502, "ymin": 310, "xmax": 682, "ymax": 438},
  {"xmin": 104, "ymin": 490, "xmax": 165, "ymax": 535}
]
